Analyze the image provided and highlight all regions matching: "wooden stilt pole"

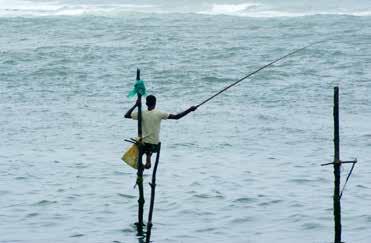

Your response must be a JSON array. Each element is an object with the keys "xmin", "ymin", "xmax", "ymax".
[
  {"xmin": 146, "ymin": 143, "xmax": 162, "ymax": 243},
  {"xmin": 321, "ymin": 86, "xmax": 358, "ymax": 243},
  {"xmin": 333, "ymin": 86, "xmax": 342, "ymax": 243},
  {"xmin": 135, "ymin": 68, "xmax": 145, "ymax": 234}
]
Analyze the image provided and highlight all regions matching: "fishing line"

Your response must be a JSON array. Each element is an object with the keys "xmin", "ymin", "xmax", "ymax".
[{"xmin": 196, "ymin": 40, "xmax": 325, "ymax": 108}]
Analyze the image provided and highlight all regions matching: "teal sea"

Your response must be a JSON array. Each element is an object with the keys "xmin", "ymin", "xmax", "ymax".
[{"xmin": 1, "ymin": 1, "xmax": 371, "ymax": 242}]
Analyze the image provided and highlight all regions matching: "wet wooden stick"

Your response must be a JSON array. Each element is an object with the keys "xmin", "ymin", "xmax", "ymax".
[
  {"xmin": 146, "ymin": 143, "xmax": 162, "ymax": 243},
  {"xmin": 135, "ymin": 69, "xmax": 145, "ymax": 234},
  {"xmin": 333, "ymin": 87, "xmax": 341, "ymax": 243}
]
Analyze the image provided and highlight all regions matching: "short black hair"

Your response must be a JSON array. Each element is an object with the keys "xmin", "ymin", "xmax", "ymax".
[{"xmin": 146, "ymin": 95, "xmax": 156, "ymax": 107}]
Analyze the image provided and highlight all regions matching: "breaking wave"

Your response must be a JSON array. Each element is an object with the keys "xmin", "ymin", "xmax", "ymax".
[
  {"xmin": 0, "ymin": 0, "xmax": 160, "ymax": 17},
  {"xmin": 0, "ymin": 0, "xmax": 370, "ymax": 17},
  {"xmin": 198, "ymin": 2, "xmax": 371, "ymax": 18}
]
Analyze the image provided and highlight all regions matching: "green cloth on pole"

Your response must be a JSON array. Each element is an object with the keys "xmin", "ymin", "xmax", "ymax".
[{"xmin": 128, "ymin": 79, "xmax": 147, "ymax": 98}]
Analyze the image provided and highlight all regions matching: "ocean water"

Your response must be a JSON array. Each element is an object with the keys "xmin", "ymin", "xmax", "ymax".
[{"xmin": 1, "ymin": 1, "xmax": 371, "ymax": 243}]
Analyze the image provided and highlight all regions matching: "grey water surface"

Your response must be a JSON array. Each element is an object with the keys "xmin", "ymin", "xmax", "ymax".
[{"xmin": 1, "ymin": 1, "xmax": 371, "ymax": 242}]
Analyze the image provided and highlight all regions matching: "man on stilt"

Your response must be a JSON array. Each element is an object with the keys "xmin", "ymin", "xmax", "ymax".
[{"xmin": 125, "ymin": 95, "xmax": 197, "ymax": 168}]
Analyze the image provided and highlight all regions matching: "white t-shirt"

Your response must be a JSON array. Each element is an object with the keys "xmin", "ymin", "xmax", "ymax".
[{"xmin": 131, "ymin": 109, "xmax": 169, "ymax": 144}]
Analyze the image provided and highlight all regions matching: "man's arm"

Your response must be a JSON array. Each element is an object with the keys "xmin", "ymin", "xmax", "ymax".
[
  {"xmin": 168, "ymin": 106, "xmax": 197, "ymax": 120},
  {"xmin": 124, "ymin": 99, "xmax": 140, "ymax": 119}
]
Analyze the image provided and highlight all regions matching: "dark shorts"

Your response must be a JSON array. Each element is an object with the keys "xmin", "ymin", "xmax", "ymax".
[{"xmin": 143, "ymin": 143, "xmax": 159, "ymax": 154}]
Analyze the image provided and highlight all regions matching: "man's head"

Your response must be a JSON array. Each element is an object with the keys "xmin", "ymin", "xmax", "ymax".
[{"xmin": 146, "ymin": 95, "xmax": 156, "ymax": 110}]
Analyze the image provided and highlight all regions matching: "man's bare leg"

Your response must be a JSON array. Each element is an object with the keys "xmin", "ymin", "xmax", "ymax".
[{"xmin": 144, "ymin": 152, "xmax": 152, "ymax": 169}]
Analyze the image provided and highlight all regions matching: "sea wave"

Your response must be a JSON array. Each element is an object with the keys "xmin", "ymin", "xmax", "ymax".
[
  {"xmin": 0, "ymin": 0, "xmax": 370, "ymax": 17},
  {"xmin": 0, "ymin": 0, "xmax": 159, "ymax": 17},
  {"xmin": 198, "ymin": 3, "xmax": 371, "ymax": 18},
  {"xmin": 198, "ymin": 3, "xmax": 261, "ymax": 15}
]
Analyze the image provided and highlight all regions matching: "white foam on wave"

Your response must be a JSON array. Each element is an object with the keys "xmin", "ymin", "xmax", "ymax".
[
  {"xmin": 51, "ymin": 4, "xmax": 159, "ymax": 16},
  {"xmin": 352, "ymin": 10, "xmax": 371, "ymax": 16},
  {"xmin": 199, "ymin": 3, "xmax": 260, "ymax": 15},
  {"xmin": 0, "ymin": 0, "xmax": 370, "ymax": 17},
  {"xmin": 197, "ymin": 2, "xmax": 371, "ymax": 18},
  {"xmin": 243, "ymin": 10, "xmax": 371, "ymax": 18},
  {"xmin": 0, "ymin": 0, "xmax": 159, "ymax": 17},
  {"xmin": 0, "ymin": 0, "xmax": 61, "ymax": 11}
]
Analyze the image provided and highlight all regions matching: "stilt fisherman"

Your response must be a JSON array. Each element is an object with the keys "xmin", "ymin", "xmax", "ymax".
[{"xmin": 125, "ymin": 95, "xmax": 197, "ymax": 169}]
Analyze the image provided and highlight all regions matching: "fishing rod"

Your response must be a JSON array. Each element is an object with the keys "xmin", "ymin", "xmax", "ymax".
[{"xmin": 196, "ymin": 40, "xmax": 325, "ymax": 108}]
